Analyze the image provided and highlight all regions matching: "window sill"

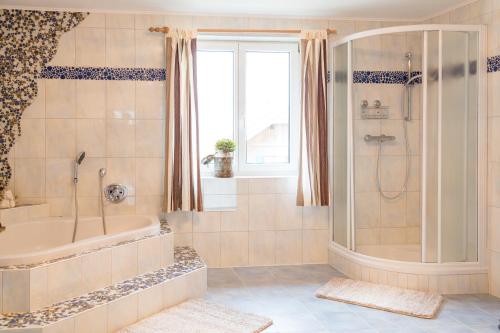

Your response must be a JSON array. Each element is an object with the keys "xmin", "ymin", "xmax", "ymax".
[
  {"xmin": 203, "ymin": 207, "xmax": 237, "ymax": 212},
  {"xmin": 201, "ymin": 174, "xmax": 297, "ymax": 180}
]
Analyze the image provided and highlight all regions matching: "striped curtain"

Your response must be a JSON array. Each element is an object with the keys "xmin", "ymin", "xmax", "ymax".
[
  {"xmin": 297, "ymin": 31, "xmax": 330, "ymax": 206},
  {"xmin": 163, "ymin": 29, "xmax": 203, "ymax": 212}
]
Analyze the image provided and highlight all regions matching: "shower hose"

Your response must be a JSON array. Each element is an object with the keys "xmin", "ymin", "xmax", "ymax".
[{"xmin": 375, "ymin": 89, "xmax": 412, "ymax": 200}]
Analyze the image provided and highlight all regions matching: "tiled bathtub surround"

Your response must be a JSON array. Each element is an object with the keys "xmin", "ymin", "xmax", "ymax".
[
  {"xmin": 0, "ymin": 247, "xmax": 206, "ymax": 332},
  {"xmin": 0, "ymin": 222, "xmax": 173, "ymax": 313}
]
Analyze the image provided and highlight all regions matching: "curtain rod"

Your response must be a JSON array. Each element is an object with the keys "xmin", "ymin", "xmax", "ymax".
[{"xmin": 148, "ymin": 27, "xmax": 337, "ymax": 34}]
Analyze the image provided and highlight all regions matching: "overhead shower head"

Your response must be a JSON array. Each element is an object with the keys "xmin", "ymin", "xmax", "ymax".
[{"xmin": 76, "ymin": 151, "xmax": 86, "ymax": 165}]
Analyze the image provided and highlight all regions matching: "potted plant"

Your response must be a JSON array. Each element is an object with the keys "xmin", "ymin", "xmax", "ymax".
[
  {"xmin": 214, "ymin": 139, "xmax": 236, "ymax": 178},
  {"xmin": 201, "ymin": 139, "xmax": 236, "ymax": 178}
]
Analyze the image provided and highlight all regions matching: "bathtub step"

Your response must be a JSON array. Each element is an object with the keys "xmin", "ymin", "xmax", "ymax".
[
  {"xmin": 0, "ymin": 247, "xmax": 207, "ymax": 333},
  {"xmin": 0, "ymin": 222, "xmax": 174, "ymax": 313}
]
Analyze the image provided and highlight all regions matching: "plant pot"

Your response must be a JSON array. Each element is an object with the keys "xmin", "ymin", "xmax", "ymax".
[{"xmin": 214, "ymin": 151, "xmax": 234, "ymax": 178}]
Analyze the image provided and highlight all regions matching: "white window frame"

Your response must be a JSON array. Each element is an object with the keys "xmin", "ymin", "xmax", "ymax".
[
  {"xmin": 197, "ymin": 41, "xmax": 240, "ymax": 175},
  {"xmin": 197, "ymin": 40, "xmax": 300, "ymax": 176}
]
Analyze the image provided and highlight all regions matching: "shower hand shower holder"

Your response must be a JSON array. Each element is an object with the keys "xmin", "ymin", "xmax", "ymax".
[{"xmin": 360, "ymin": 99, "xmax": 390, "ymax": 119}]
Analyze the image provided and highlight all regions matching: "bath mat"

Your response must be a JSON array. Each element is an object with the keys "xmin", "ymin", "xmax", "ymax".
[
  {"xmin": 316, "ymin": 277, "xmax": 443, "ymax": 319},
  {"xmin": 118, "ymin": 298, "xmax": 273, "ymax": 333}
]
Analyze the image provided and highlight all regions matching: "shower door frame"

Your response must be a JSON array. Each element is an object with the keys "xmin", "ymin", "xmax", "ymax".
[{"xmin": 329, "ymin": 24, "xmax": 487, "ymax": 269}]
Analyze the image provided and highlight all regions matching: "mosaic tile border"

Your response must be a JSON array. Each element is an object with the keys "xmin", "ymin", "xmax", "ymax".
[
  {"xmin": 487, "ymin": 55, "xmax": 500, "ymax": 73},
  {"xmin": 0, "ymin": 221, "xmax": 171, "ymax": 270},
  {"xmin": 352, "ymin": 71, "xmax": 423, "ymax": 84},
  {"xmin": 37, "ymin": 55, "xmax": 500, "ymax": 84},
  {"xmin": 40, "ymin": 66, "xmax": 166, "ymax": 81},
  {"xmin": 0, "ymin": 247, "xmax": 205, "ymax": 329}
]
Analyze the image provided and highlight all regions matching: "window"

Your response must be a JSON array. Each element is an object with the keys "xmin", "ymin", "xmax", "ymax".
[
  {"xmin": 197, "ymin": 46, "xmax": 236, "ymax": 164},
  {"xmin": 197, "ymin": 40, "xmax": 299, "ymax": 175}
]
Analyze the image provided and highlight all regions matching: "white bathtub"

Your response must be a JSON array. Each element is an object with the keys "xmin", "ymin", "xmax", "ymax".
[{"xmin": 0, "ymin": 215, "xmax": 160, "ymax": 266}]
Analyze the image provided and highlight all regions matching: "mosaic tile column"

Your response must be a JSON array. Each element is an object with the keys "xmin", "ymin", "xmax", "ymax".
[{"xmin": 0, "ymin": 9, "xmax": 88, "ymax": 193}]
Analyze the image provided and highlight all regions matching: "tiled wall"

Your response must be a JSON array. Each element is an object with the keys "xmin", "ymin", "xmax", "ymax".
[
  {"xmin": 353, "ymin": 84, "xmax": 422, "ymax": 247},
  {"xmin": 351, "ymin": 30, "xmax": 422, "ymax": 247},
  {"xmin": 11, "ymin": 12, "xmax": 169, "ymax": 216},
  {"xmin": 9, "ymin": 12, "xmax": 376, "ymax": 211},
  {"xmin": 9, "ymin": 12, "xmax": 376, "ymax": 267},
  {"xmin": 424, "ymin": 0, "xmax": 500, "ymax": 297},
  {"xmin": 168, "ymin": 177, "xmax": 330, "ymax": 267}
]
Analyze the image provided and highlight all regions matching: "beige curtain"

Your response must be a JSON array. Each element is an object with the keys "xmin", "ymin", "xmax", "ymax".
[
  {"xmin": 163, "ymin": 29, "xmax": 203, "ymax": 212},
  {"xmin": 297, "ymin": 31, "xmax": 330, "ymax": 206}
]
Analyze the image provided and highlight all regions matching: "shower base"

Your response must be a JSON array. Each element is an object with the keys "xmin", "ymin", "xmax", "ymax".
[
  {"xmin": 329, "ymin": 242, "xmax": 488, "ymax": 294},
  {"xmin": 356, "ymin": 244, "xmax": 421, "ymax": 262}
]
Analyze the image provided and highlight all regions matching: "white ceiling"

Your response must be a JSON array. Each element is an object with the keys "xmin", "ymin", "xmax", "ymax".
[{"xmin": 0, "ymin": 0, "xmax": 469, "ymax": 21}]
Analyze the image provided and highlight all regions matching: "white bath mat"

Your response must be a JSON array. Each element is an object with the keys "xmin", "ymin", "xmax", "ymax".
[
  {"xmin": 316, "ymin": 277, "xmax": 443, "ymax": 319},
  {"xmin": 118, "ymin": 298, "xmax": 273, "ymax": 333}
]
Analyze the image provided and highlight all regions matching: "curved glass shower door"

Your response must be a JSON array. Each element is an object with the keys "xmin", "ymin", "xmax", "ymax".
[
  {"xmin": 425, "ymin": 30, "xmax": 479, "ymax": 263},
  {"xmin": 332, "ymin": 43, "xmax": 350, "ymax": 248},
  {"xmin": 435, "ymin": 31, "xmax": 479, "ymax": 262},
  {"xmin": 331, "ymin": 25, "xmax": 485, "ymax": 265}
]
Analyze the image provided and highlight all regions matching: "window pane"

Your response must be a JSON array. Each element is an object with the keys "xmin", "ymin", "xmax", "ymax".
[
  {"xmin": 197, "ymin": 50, "xmax": 234, "ymax": 162},
  {"xmin": 245, "ymin": 51, "xmax": 290, "ymax": 164}
]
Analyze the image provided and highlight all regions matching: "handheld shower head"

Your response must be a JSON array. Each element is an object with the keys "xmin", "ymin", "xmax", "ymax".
[
  {"xmin": 76, "ymin": 151, "xmax": 86, "ymax": 165},
  {"xmin": 74, "ymin": 151, "xmax": 86, "ymax": 183}
]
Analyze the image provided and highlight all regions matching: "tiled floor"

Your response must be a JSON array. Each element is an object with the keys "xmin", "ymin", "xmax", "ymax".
[{"xmin": 204, "ymin": 265, "xmax": 500, "ymax": 333}]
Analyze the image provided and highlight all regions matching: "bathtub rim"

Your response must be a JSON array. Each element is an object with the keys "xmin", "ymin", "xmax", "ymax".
[{"xmin": 0, "ymin": 215, "xmax": 168, "ymax": 269}]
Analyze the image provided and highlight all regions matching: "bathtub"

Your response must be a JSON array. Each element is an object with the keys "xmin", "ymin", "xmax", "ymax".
[{"xmin": 0, "ymin": 215, "xmax": 160, "ymax": 266}]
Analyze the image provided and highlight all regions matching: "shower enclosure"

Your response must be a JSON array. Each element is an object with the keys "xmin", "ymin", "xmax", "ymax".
[{"xmin": 330, "ymin": 25, "xmax": 487, "ymax": 288}]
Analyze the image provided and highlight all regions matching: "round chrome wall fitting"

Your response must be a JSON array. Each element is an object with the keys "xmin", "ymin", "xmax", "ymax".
[{"xmin": 104, "ymin": 184, "xmax": 128, "ymax": 203}]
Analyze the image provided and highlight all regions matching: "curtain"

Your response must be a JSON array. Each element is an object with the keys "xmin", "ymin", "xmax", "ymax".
[
  {"xmin": 297, "ymin": 31, "xmax": 330, "ymax": 206},
  {"xmin": 163, "ymin": 29, "xmax": 203, "ymax": 212}
]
